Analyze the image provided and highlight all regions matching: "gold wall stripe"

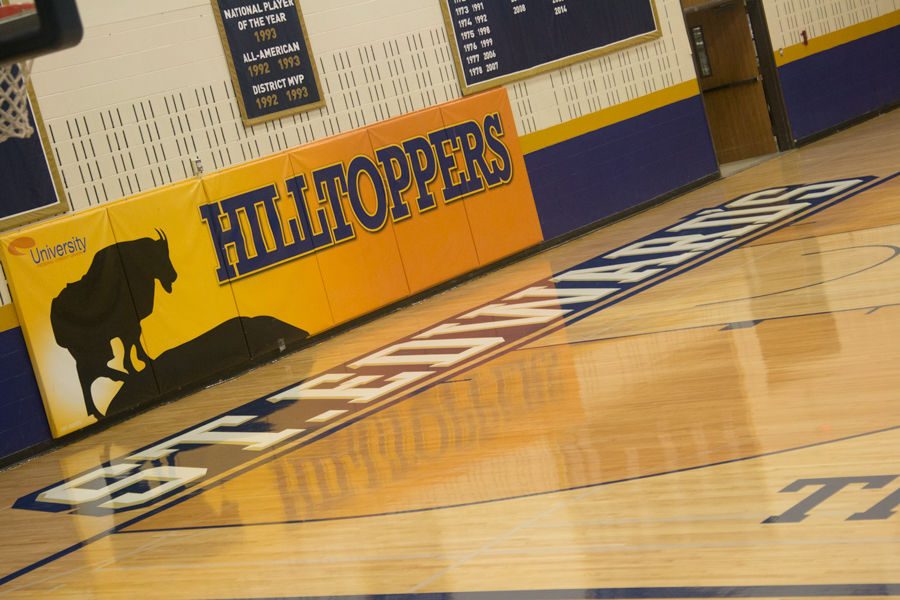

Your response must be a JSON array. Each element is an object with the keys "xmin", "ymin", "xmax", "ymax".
[
  {"xmin": 520, "ymin": 80, "xmax": 701, "ymax": 155},
  {"xmin": 775, "ymin": 11, "xmax": 899, "ymax": 67}
]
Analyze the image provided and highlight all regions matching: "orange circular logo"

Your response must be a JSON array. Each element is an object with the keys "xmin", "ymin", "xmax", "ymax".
[{"xmin": 7, "ymin": 237, "xmax": 36, "ymax": 256}]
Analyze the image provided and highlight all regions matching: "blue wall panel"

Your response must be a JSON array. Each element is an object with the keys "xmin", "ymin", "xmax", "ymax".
[
  {"xmin": 524, "ymin": 95, "xmax": 718, "ymax": 240},
  {"xmin": 779, "ymin": 25, "xmax": 900, "ymax": 142},
  {"xmin": 0, "ymin": 327, "xmax": 51, "ymax": 460},
  {"xmin": 0, "ymin": 106, "xmax": 59, "ymax": 220}
]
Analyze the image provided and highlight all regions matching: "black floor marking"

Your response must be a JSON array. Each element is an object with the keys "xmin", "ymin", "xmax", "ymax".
[
  {"xmin": 525, "ymin": 301, "xmax": 900, "ymax": 350},
  {"xmin": 699, "ymin": 244, "xmax": 900, "ymax": 307},
  {"xmin": 720, "ymin": 320, "xmax": 762, "ymax": 330}
]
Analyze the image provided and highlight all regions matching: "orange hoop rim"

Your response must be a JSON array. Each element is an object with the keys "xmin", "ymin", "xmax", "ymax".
[{"xmin": 0, "ymin": 3, "xmax": 36, "ymax": 21}]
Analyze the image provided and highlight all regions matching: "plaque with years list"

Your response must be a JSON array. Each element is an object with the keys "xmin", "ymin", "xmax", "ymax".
[
  {"xmin": 441, "ymin": 0, "xmax": 661, "ymax": 95},
  {"xmin": 212, "ymin": 0, "xmax": 325, "ymax": 126}
]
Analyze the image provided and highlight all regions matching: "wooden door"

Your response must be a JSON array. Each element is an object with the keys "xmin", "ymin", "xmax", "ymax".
[{"xmin": 684, "ymin": 0, "xmax": 777, "ymax": 164}]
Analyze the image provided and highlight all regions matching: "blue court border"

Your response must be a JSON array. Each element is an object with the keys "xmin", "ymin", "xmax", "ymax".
[
  {"xmin": 2, "ymin": 173, "xmax": 899, "ymax": 592},
  {"xmin": 236, "ymin": 584, "xmax": 900, "ymax": 599}
]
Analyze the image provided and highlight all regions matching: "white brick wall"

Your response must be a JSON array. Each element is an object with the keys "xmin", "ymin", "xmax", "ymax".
[
  {"xmin": 762, "ymin": 0, "xmax": 897, "ymax": 50},
  {"xmin": 27, "ymin": 0, "xmax": 696, "ymax": 213}
]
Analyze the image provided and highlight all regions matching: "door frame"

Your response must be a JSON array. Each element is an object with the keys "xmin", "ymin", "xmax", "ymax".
[
  {"xmin": 745, "ymin": 0, "xmax": 793, "ymax": 150},
  {"xmin": 681, "ymin": 0, "xmax": 794, "ymax": 154}
]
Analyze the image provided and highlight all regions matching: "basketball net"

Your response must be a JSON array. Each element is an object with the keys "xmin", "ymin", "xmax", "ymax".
[
  {"xmin": 0, "ymin": 3, "xmax": 37, "ymax": 143},
  {"xmin": 0, "ymin": 59, "xmax": 34, "ymax": 142}
]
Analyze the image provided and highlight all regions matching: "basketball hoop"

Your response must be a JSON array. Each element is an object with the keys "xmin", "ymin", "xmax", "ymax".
[
  {"xmin": 0, "ymin": 59, "xmax": 33, "ymax": 142},
  {"xmin": 0, "ymin": 3, "xmax": 37, "ymax": 143}
]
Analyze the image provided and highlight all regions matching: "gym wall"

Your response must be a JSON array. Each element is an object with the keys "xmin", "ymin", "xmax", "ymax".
[
  {"xmin": 761, "ymin": 0, "xmax": 899, "ymax": 142},
  {"xmin": 0, "ymin": 0, "xmax": 719, "ymax": 456},
  {"xmin": 10, "ymin": 1, "xmax": 895, "ymax": 454}
]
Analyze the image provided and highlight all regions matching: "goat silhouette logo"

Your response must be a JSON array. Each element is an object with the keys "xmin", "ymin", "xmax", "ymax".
[{"xmin": 49, "ymin": 230, "xmax": 176, "ymax": 420}]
